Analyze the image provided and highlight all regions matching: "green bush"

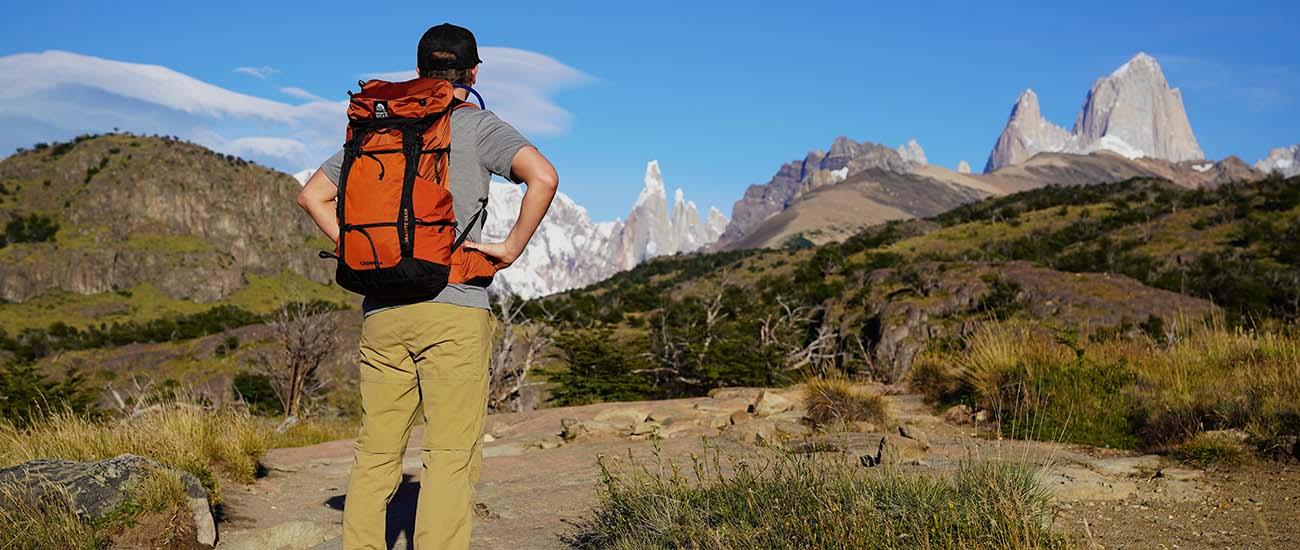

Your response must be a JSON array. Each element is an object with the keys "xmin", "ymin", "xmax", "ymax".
[{"xmin": 0, "ymin": 213, "xmax": 59, "ymax": 248}]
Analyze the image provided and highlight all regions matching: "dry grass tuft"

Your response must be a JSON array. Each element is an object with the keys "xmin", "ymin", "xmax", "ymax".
[
  {"xmin": 1171, "ymin": 431, "xmax": 1251, "ymax": 468},
  {"xmin": 0, "ymin": 481, "xmax": 96, "ymax": 549},
  {"xmin": 804, "ymin": 377, "xmax": 889, "ymax": 429},
  {"xmin": 567, "ymin": 443, "xmax": 1069, "ymax": 549}
]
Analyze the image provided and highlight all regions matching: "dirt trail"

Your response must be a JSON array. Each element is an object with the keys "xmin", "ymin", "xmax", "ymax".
[{"xmin": 216, "ymin": 387, "xmax": 1300, "ymax": 549}]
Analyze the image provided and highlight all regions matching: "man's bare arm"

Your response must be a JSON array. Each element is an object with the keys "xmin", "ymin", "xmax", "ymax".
[
  {"xmin": 463, "ymin": 146, "xmax": 557, "ymax": 268},
  {"xmin": 297, "ymin": 169, "xmax": 340, "ymax": 244}
]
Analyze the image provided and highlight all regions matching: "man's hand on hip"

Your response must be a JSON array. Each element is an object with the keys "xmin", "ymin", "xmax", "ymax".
[{"xmin": 462, "ymin": 240, "xmax": 522, "ymax": 269}]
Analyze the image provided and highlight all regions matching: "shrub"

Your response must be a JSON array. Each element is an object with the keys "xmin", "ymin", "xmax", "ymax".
[
  {"xmin": 804, "ymin": 377, "xmax": 889, "ymax": 428},
  {"xmin": 1171, "ymin": 431, "xmax": 1250, "ymax": 468},
  {"xmin": 921, "ymin": 322, "xmax": 1300, "ymax": 454},
  {"xmin": 566, "ymin": 444, "xmax": 1069, "ymax": 549},
  {"xmin": 0, "ymin": 213, "xmax": 59, "ymax": 248}
]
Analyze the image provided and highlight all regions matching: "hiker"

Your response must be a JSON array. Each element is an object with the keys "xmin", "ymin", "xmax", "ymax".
[{"xmin": 296, "ymin": 22, "xmax": 558, "ymax": 550}]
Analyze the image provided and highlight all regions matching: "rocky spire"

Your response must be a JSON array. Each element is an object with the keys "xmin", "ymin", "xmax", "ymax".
[
  {"xmin": 984, "ymin": 89, "xmax": 1073, "ymax": 172},
  {"xmin": 1074, "ymin": 52, "xmax": 1203, "ymax": 163},
  {"xmin": 897, "ymin": 139, "xmax": 928, "ymax": 165},
  {"xmin": 984, "ymin": 53, "xmax": 1204, "ymax": 173},
  {"xmin": 956, "ymin": 160, "xmax": 971, "ymax": 174}
]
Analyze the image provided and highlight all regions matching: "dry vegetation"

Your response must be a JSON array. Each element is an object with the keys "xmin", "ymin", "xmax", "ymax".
[
  {"xmin": 804, "ymin": 377, "xmax": 890, "ymax": 429},
  {"xmin": 0, "ymin": 405, "xmax": 352, "ymax": 502},
  {"xmin": 566, "ymin": 444, "xmax": 1070, "ymax": 549},
  {"xmin": 0, "ymin": 466, "xmax": 195, "ymax": 550},
  {"xmin": 910, "ymin": 321, "xmax": 1300, "ymax": 454}
]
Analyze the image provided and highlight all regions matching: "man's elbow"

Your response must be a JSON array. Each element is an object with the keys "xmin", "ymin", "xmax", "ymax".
[
  {"xmin": 296, "ymin": 189, "xmax": 313, "ymax": 211},
  {"xmin": 530, "ymin": 168, "xmax": 559, "ymax": 194}
]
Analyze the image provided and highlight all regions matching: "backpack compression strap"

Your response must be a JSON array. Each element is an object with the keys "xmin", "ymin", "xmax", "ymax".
[{"xmin": 450, "ymin": 196, "xmax": 490, "ymax": 252}]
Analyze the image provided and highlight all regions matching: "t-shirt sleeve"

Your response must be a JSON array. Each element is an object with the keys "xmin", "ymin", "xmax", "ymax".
[
  {"xmin": 476, "ymin": 110, "xmax": 533, "ymax": 183},
  {"xmin": 319, "ymin": 148, "xmax": 345, "ymax": 185}
]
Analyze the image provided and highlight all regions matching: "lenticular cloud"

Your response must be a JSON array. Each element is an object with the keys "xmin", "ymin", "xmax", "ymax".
[{"xmin": 0, "ymin": 48, "xmax": 589, "ymax": 173}]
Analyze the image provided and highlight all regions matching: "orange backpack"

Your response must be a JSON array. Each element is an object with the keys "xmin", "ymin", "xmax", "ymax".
[{"xmin": 322, "ymin": 77, "xmax": 498, "ymax": 300}]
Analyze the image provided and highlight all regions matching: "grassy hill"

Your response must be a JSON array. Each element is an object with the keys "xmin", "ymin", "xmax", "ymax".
[
  {"xmin": 529, "ymin": 174, "xmax": 1299, "ymax": 400},
  {"xmin": 0, "ymin": 134, "xmax": 353, "ymax": 421},
  {"xmin": 0, "ymin": 133, "xmax": 349, "ymax": 331}
]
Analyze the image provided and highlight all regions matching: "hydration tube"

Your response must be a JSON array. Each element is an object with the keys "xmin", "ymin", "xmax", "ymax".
[{"xmin": 454, "ymin": 83, "xmax": 486, "ymax": 109}]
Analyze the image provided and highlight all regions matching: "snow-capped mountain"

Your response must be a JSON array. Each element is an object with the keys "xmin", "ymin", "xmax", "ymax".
[
  {"xmin": 486, "ymin": 160, "xmax": 726, "ymax": 298},
  {"xmin": 1257, "ymin": 144, "xmax": 1300, "ymax": 177},
  {"xmin": 290, "ymin": 160, "xmax": 724, "ymax": 298},
  {"xmin": 481, "ymin": 182, "xmax": 622, "ymax": 299},
  {"xmin": 985, "ymin": 53, "xmax": 1203, "ymax": 172}
]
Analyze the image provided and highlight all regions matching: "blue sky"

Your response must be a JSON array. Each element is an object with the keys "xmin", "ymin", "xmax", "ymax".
[{"xmin": 2, "ymin": 0, "xmax": 1298, "ymax": 221}]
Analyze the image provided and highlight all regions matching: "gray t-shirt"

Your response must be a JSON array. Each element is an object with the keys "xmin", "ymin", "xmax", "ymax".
[{"xmin": 320, "ymin": 107, "xmax": 532, "ymax": 314}]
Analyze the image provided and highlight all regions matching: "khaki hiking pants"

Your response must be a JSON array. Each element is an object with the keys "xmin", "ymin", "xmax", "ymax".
[{"xmin": 342, "ymin": 302, "xmax": 494, "ymax": 550}]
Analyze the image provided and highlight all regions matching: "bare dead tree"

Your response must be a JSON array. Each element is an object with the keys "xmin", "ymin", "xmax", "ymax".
[
  {"xmin": 106, "ymin": 375, "xmax": 155, "ymax": 416},
  {"xmin": 488, "ymin": 294, "xmax": 552, "ymax": 413},
  {"xmin": 261, "ymin": 302, "xmax": 339, "ymax": 424}
]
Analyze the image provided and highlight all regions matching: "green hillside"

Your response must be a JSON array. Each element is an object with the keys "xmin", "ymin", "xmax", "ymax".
[
  {"xmin": 0, "ymin": 133, "xmax": 350, "ymax": 332},
  {"xmin": 529, "ymin": 175, "xmax": 1299, "ymax": 404},
  {"xmin": 0, "ymin": 134, "xmax": 352, "ymax": 421}
]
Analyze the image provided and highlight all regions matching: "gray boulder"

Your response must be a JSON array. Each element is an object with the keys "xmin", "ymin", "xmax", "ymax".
[{"xmin": 0, "ymin": 453, "xmax": 216, "ymax": 547}]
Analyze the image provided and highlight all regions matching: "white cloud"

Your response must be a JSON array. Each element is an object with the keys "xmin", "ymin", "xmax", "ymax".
[
  {"xmin": 0, "ymin": 49, "xmax": 589, "ymax": 173},
  {"xmin": 280, "ymin": 86, "xmax": 325, "ymax": 102},
  {"xmin": 234, "ymin": 65, "xmax": 278, "ymax": 79},
  {"xmin": 367, "ymin": 46, "xmax": 593, "ymax": 136}
]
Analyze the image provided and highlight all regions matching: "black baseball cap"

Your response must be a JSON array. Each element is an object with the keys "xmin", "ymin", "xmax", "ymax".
[{"xmin": 417, "ymin": 23, "xmax": 483, "ymax": 72}]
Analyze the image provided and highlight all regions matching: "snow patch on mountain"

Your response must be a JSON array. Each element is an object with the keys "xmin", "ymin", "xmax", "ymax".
[
  {"xmin": 485, "ymin": 160, "xmax": 727, "ymax": 298},
  {"xmin": 1256, "ymin": 144, "xmax": 1300, "ymax": 177}
]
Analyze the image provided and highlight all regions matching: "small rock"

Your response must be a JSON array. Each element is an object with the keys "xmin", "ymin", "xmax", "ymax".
[
  {"xmin": 559, "ymin": 418, "xmax": 588, "ymax": 441},
  {"xmin": 851, "ymin": 421, "xmax": 880, "ymax": 433},
  {"xmin": 942, "ymin": 404, "xmax": 973, "ymax": 424},
  {"xmin": 482, "ymin": 433, "xmax": 496, "ymax": 443},
  {"xmin": 751, "ymin": 391, "xmax": 794, "ymax": 417},
  {"xmin": 769, "ymin": 409, "xmax": 810, "ymax": 425},
  {"xmin": 534, "ymin": 436, "xmax": 565, "ymax": 450},
  {"xmin": 708, "ymin": 387, "xmax": 764, "ymax": 400},
  {"xmin": 729, "ymin": 410, "xmax": 750, "ymax": 425},
  {"xmin": 897, "ymin": 424, "xmax": 930, "ymax": 449},
  {"xmin": 974, "ymin": 410, "xmax": 993, "ymax": 423},
  {"xmin": 727, "ymin": 419, "xmax": 778, "ymax": 444},
  {"xmin": 473, "ymin": 502, "xmax": 500, "ymax": 520},
  {"xmin": 221, "ymin": 520, "xmax": 337, "ymax": 550},
  {"xmin": 630, "ymin": 421, "xmax": 661, "ymax": 436},
  {"xmin": 704, "ymin": 414, "xmax": 730, "ymax": 430},
  {"xmin": 593, "ymin": 408, "xmax": 651, "ymax": 431},
  {"xmin": 880, "ymin": 436, "xmax": 928, "ymax": 465}
]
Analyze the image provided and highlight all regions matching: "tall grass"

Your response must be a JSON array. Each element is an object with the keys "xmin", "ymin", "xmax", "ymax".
[
  {"xmin": 804, "ymin": 377, "xmax": 890, "ymax": 429},
  {"xmin": 911, "ymin": 321, "xmax": 1300, "ymax": 453},
  {"xmin": 0, "ymin": 405, "xmax": 353, "ymax": 503},
  {"xmin": 0, "ymin": 467, "xmax": 192, "ymax": 549},
  {"xmin": 566, "ymin": 444, "xmax": 1070, "ymax": 549}
]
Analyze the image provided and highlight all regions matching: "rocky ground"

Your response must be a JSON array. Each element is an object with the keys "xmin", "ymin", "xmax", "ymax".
[{"xmin": 216, "ymin": 387, "xmax": 1299, "ymax": 549}]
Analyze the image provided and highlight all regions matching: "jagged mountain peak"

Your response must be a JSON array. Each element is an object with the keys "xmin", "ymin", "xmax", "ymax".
[
  {"xmin": 1014, "ymin": 88, "xmax": 1041, "ymax": 112},
  {"xmin": 1110, "ymin": 52, "xmax": 1162, "ymax": 79},
  {"xmin": 986, "ymin": 53, "xmax": 1203, "ymax": 173},
  {"xmin": 488, "ymin": 159, "xmax": 725, "ymax": 297},
  {"xmin": 897, "ymin": 139, "xmax": 928, "ymax": 165},
  {"xmin": 637, "ymin": 160, "xmax": 667, "ymax": 203},
  {"xmin": 1257, "ymin": 144, "xmax": 1300, "ymax": 177}
]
